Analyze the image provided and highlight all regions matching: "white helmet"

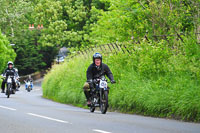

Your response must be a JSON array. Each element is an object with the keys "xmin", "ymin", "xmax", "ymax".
[{"xmin": 7, "ymin": 61, "xmax": 14, "ymax": 65}]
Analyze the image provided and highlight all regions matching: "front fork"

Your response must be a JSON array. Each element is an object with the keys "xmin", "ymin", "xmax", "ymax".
[{"xmin": 100, "ymin": 88, "xmax": 108, "ymax": 102}]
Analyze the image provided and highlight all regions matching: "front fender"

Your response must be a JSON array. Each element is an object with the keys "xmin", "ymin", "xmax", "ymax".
[{"xmin": 104, "ymin": 87, "xmax": 108, "ymax": 91}]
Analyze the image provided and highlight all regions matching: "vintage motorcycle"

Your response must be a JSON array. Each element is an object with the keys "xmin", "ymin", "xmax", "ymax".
[
  {"xmin": 5, "ymin": 75, "xmax": 16, "ymax": 98},
  {"xmin": 89, "ymin": 76, "xmax": 110, "ymax": 114}
]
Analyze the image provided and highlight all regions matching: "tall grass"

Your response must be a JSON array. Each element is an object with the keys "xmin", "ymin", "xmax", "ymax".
[{"xmin": 42, "ymin": 39, "xmax": 200, "ymax": 122}]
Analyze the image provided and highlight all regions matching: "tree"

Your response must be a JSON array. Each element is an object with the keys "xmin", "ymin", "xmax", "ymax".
[
  {"xmin": 0, "ymin": 0, "xmax": 32, "ymax": 38},
  {"xmin": 34, "ymin": 0, "xmax": 109, "ymax": 48},
  {"xmin": 89, "ymin": 0, "xmax": 199, "ymax": 45},
  {"xmin": 0, "ymin": 32, "xmax": 16, "ymax": 73}
]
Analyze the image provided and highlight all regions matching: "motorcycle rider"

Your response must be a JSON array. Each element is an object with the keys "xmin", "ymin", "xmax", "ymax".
[
  {"xmin": 25, "ymin": 75, "xmax": 33, "ymax": 90},
  {"xmin": 1, "ymin": 61, "xmax": 18, "ymax": 93},
  {"xmin": 14, "ymin": 68, "xmax": 20, "ymax": 89},
  {"xmin": 83, "ymin": 53, "xmax": 116, "ymax": 105}
]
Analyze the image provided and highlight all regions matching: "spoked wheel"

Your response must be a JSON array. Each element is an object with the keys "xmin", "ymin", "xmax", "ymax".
[{"xmin": 100, "ymin": 90, "xmax": 108, "ymax": 114}]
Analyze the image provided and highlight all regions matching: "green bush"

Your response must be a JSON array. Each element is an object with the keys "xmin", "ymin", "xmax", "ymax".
[
  {"xmin": 43, "ymin": 40, "xmax": 200, "ymax": 122},
  {"xmin": 42, "ymin": 55, "xmax": 92, "ymax": 106},
  {"xmin": 0, "ymin": 32, "xmax": 16, "ymax": 84}
]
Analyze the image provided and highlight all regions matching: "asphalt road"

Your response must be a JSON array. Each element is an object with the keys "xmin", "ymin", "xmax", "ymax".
[{"xmin": 0, "ymin": 79, "xmax": 199, "ymax": 133}]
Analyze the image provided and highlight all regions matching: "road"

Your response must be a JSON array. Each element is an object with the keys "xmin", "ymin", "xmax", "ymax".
[{"xmin": 0, "ymin": 80, "xmax": 199, "ymax": 133}]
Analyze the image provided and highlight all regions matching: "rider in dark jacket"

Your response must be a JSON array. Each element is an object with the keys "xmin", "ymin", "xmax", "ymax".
[
  {"xmin": 1, "ymin": 61, "xmax": 18, "ymax": 93},
  {"xmin": 83, "ymin": 53, "xmax": 116, "ymax": 105}
]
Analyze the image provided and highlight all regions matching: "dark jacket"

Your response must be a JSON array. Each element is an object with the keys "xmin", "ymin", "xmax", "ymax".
[
  {"xmin": 3, "ymin": 68, "xmax": 18, "ymax": 77},
  {"xmin": 87, "ymin": 63, "xmax": 114, "ymax": 81}
]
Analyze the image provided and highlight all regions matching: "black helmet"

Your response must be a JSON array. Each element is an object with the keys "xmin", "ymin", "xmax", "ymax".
[
  {"xmin": 93, "ymin": 53, "xmax": 102, "ymax": 63},
  {"xmin": 7, "ymin": 61, "xmax": 14, "ymax": 66}
]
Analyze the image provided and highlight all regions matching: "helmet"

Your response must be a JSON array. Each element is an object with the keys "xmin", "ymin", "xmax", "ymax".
[
  {"xmin": 7, "ymin": 61, "xmax": 14, "ymax": 66},
  {"xmin": 93, "ymin": 53, "xmax": 102, "ymax": 63}
]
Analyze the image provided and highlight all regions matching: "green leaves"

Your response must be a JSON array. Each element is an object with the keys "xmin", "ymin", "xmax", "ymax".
[
  {"xmin": 0, "ymin": 32, "xmax": 16, "ymax": 73},
  {"xmin": 35, "ymin": 0, "xmax": 63, "ymax": 25},
  {"xmin": 34, "ymin": 0, "xmax": 109, "ymax": 48},
  {"xmin": 0, "ymin": 0, "xmax": 33, "ymax": 37},
  {"xmin": 40, "ymin": 20, "xmax": 68, "ymax": 46},
  {"xmin": 89, "ymin": 0, "xmax": 199, "ymax": 45}
]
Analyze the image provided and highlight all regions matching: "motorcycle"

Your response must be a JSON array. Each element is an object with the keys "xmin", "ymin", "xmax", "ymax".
[
  {"xmin": 5, "ymin": 75, "xmax": 16, "ymax": 98},
  {"xmin": 24, "ymin": 80, "xmax": 32, "ymax": 92},
  {"xmin": 89, "ymin": 76, "xmax": 109, "ymax": 114}
]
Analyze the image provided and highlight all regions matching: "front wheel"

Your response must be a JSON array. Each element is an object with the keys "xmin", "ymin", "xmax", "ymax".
[
  {"xmin": 90, "ymin": 106, "xmax": 95, "ymax": 112},
  {"xmin": 27, "ymin": 86, "xmax": 31, "ymax": 92},
  {"xmin": 6, "ymin": 84, "xmax": 11, "ymax": 98},
  {"xmin": 100, "ymin": 90, "xmax": 108, "ymax": 114}
]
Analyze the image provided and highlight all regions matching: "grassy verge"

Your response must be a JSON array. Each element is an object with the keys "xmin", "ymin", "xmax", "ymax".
[{"xmin": 42, "ymin": 40, "xmax": 200, "ymax": 122}]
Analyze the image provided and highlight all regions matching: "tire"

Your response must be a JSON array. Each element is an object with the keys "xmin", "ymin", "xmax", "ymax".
[
  {"xmin": 90, "ymin": 106, "xmax": 95, "ymax": 112},
  {"xmin": 27, "ymin": 86, "xmax": 31, "ymax": 92},
  {"xmin": 6, "ymin": 84, "xmax": 11, "ymax": 98},
  {"xmin": 100, "ymin": 90, "xmax": 108, "ymax": 114}
]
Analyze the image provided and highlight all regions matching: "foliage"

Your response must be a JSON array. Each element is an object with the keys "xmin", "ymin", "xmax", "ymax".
[
  {"xmin": 35, "ymin": 0, "xmax": 109, "ymax": 48},
  {"xmin": 0, "ymin": 0, "xmax": 32, "ymax": 37},
  {"xmin": 89, "ymin": 0, "xmax": 200, "ymax": 44},
  {"xmin": 0, "ymin": 31, "xmax": 16, "ymax": 85},
  {"xmin": 42, "ymin": 55, "xmax": 90, "ymax": 106},
  {"xmin": 43, "ymin": 38, "xmax": 200, "ymax": 121},
  {"xmin": 0, "ymin": 0, "xmax": 59, "ymax": 75}
]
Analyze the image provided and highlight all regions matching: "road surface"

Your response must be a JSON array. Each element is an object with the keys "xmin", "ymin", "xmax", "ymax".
[{"xmin": 0, "ymin": 79, "xmax": 199, "ymax": 133}]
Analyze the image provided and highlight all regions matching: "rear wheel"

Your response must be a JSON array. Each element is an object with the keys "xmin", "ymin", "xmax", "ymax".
[{"xmin": 100, "ymin": 90, "xmax": 108, "ymax": 114}]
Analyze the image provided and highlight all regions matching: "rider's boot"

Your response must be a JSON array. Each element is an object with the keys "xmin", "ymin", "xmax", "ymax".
[
  {"xmin": 84, "ymin": 91, "xmax": 91, "ymax": 106},
  {"xmin": 1, "ymin": 89, "xmax": 5, "ymax": 93},
  {"xmin": 1, "ymin": 82, "xmax": 5, "ymax": 93}
]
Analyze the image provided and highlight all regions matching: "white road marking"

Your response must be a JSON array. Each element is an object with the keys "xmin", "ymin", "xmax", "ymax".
[
  {"xmin": 33, "ymin": 89, "xmax": 40, "ymax": 91},
  {"xmin": 0, "ymin": 105, "xmax": 16, "ymax": 111},
  {"xmin": 30, "ymin": 89, "xmax": 40, "ymax": 92},
  {"xmin": 93, "ymin": 129, "xmax": 112, "ymax": 133},
  {"xmin": 27, "ymin": 113, "xmax": 70, "ymax": 124}
]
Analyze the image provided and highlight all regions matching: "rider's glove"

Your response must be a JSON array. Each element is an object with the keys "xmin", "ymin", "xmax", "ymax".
[{"xmin": 111, "ymin": 80, "xmax": 116, "ymax": 84}]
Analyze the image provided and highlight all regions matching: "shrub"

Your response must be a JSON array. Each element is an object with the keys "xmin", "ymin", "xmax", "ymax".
[{"xmin": 43, "ymin": 40, "xmax": 200, "ymax": 122}]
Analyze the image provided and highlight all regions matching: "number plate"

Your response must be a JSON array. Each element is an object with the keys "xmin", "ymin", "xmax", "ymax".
[
  {"xmin": 7, "ymin": 78, "xmax": 12, "ymax": 83},
  {"xmin": 99, "ymin": 80, "xmax": 107, "ymax": 88}
]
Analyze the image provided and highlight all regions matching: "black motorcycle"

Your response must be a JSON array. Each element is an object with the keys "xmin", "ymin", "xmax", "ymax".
[
  {"xmin": 89, "ymin": 76, "xmax": 109, "ymax": 114},
  {"xmin": 5, "ymin": 75, "xmax": 16, "ymax": 98}
]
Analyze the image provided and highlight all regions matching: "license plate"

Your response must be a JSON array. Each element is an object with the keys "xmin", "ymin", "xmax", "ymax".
[{"xmin": 99, "ymin": 80, "xmax": 107, "ymax": 88}]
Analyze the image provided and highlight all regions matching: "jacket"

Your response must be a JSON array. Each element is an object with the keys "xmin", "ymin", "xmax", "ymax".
[
  {"xmin": 3, "ymin": 68, "xmax": 18, "ymax": 77},
  {"xmin": 86, "ymin": 63, "xmax": 114, "ymax": 81}
]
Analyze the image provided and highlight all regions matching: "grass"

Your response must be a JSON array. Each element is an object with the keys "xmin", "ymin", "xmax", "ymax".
[{"xmin": 42, "ymin": 40, "xmax": 200, "ymax": 122}]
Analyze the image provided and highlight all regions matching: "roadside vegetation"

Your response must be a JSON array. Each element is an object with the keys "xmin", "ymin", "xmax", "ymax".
[
  {"xmin": 43, "ymin": 35, "xmax": 200, "ymax": 122},
  {"xmin": 0, "ymin": 31, "xmax": 16, "ymax": 84},
  {"xmin": 0, "ymin": 0, "xmax": 199, "ymax": 122},
  {"xmin": 42, "ymin": 0, "xmax": 200, "ymax": 122}
]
